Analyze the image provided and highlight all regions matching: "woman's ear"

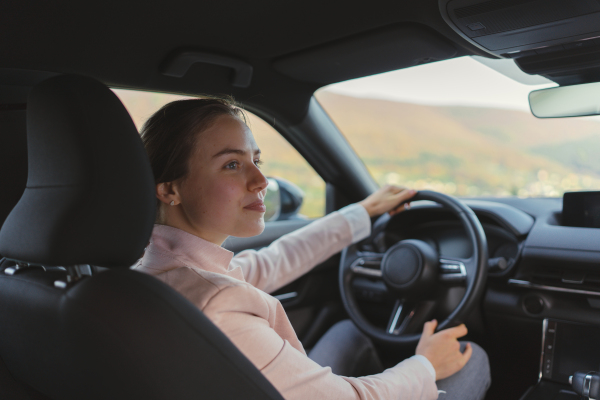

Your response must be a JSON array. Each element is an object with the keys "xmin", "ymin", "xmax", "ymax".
[{"xmin": 156, "ymin": 182, "xmax": 180, "ymax": 206}]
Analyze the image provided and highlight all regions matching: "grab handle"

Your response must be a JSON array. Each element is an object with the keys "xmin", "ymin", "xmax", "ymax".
[{"xmin": 161, "ymin": 51, "xmax": 253, "ymax": 88}]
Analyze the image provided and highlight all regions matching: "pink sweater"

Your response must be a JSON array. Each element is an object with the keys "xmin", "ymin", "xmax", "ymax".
[{"xmin": 134, "ymin": 208, "xmax": 438, "ymax": 400}]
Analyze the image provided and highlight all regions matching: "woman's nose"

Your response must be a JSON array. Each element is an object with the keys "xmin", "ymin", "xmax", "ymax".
[{"xmin": 249, "ymin": 163, "xmax": 269, "ymax": 192}]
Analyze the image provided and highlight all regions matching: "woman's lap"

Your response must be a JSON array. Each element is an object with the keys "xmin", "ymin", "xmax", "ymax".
[
  {"xmin": 436, "ymin": 342, "xmax": 491, "ymax": 400},
  {"xmin": 309, "ymin": 320, "xmax": 491, "ymax": 400},
  {"xmin": 308, "ymin": 319, "xmax": 384, "ymax": 377}
]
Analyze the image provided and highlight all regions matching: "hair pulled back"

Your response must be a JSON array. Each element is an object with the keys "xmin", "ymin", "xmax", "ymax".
[{"xmin": 141, "ymin": 98, "xmax": 246, "ymax": 185}]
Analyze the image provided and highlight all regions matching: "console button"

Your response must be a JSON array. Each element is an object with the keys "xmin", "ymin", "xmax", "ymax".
[{"xmin": 523, "ymin": 295, "xmax": 544, "ymax": 314}]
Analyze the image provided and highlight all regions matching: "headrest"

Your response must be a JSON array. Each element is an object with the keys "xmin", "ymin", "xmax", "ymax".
[
  {"xmin": 0, "ymin": 108, "xmax": 27, "ymax": 229},
  {"xmin": 0, "ymin": 75, "xmax": 156, "ymax": 267}
]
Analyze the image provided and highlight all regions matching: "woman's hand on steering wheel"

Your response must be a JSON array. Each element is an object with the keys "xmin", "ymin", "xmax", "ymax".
[
  {"xmin": 358, "ymin": 185, "xmax": 417, "ymax": 217},
  {"xmin": 416, "ymin": 319, "xmax": 473, "ymax": 380}
]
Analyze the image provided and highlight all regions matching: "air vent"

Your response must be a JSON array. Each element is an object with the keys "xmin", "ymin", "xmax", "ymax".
[
  {"xmin": 586, "ymin": 274, "xmax": 600, "ymax": 286},
  {"xmin": 531, "ymin": 267, "xmax": 563, "ymax": 285},
  {"xmin": 530, "ymin": 267, "xmax": 600, "ymax": 292}
]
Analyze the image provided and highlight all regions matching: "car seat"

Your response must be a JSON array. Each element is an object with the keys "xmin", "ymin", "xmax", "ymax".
[
  {"xmin": 0, "ymin": 75, "xmax": 285, "ymax": 400},
  {"xmin": 0, "ymin": 104, "xmax": 29, "ymax": 398},
  {"xmin": 0, "ymin": 105, "xmax": 27, "ymax": 229}
]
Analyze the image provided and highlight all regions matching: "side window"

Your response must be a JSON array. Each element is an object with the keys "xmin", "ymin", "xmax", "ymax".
[
  {"xmin": 113, "ymin": 89, "xmax": 325, "ymax": 219},
  {"xmin": 245, "ymin": 113, "xmax": 325, "ymax": 219}
]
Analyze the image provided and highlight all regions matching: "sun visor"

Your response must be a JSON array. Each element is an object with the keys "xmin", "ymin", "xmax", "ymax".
[{"xmin": 272, "ymin": 24, "xmax": 457, "ymax": 85}]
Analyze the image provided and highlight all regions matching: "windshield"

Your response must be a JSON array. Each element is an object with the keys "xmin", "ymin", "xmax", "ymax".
[{"xmin": 316, "ymin": 56, "xmax": 600, "ymax": 198}]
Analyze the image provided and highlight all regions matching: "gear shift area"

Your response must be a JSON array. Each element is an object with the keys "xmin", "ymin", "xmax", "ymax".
[
  {"xmin": 519, "ymin": 319, "xmax": 600, "ymax": 400},
  {"xmin": 569, "ymin": 371, "xmax": 600, "ymax": 400}
]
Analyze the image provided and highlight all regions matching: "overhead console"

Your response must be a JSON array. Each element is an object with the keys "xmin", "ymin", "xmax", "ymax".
[
  {"xmin": 440, "ymin": 0, "xmax": 600, "ymax": 58},
  {"xmin": 439, "ymin": 0, "xmax": 600, "ymax": 85}
]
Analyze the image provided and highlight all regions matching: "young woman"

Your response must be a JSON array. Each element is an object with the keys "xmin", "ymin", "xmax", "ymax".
[{"xmin": 134, "ymin": 98, "xmax": 491, "ymax": 400}]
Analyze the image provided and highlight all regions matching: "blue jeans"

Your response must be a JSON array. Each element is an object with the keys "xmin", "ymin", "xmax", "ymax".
[{"xmin": 309, "ymin": 320, "xmax": 491, "ymax": 400}]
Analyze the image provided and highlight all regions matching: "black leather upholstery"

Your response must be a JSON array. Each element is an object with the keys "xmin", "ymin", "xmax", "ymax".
[
  {"xmin": 0, "ymin": 108, "xmax": 35, "ymax": 400},
  {"xmin": 0, "ymin": 108, "xmax": 27, "ymax": 229},
  {"xmin": 0, "ymin": 264, "xmax": 285, "ymax": 400},
  {"xmin": 0, "ymin": 75, "xmax": 155, "ymax": 267},
  {"xmin": 0, "ymin": 75, "xmax": 285, "ymax": 400}
]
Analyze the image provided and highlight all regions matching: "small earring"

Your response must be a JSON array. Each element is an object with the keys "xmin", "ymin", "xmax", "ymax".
[{"xmin": 169, "ymin": 200, "xmax": 175, "ymax": 206}]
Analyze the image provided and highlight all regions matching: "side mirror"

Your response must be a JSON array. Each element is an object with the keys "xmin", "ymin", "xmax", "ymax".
[
  {"xmin": 263, "ymin": 177, "xmax": 305, "ymax": 222},
  {"xmin": 264, "ymin": 179, "xmax": 281, "ymax": 222}
]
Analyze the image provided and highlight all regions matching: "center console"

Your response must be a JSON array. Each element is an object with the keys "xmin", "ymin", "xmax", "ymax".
[{"xmin": 520, "ymin": 319, "xmax": 600, "ymax": 400}]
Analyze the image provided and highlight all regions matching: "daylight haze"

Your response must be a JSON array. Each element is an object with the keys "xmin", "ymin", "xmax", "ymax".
[
  {"xmin": 317, "ymin": 56, "xmax": 600, "ymax": 198},
  {"xmin": 322, "ymin": 56, "xmax": 551, "ymax": 111}
]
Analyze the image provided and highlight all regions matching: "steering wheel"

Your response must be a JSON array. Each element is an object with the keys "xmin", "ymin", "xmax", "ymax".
[{"xmin": 339, "ymin": 190, "xmax": 488, "ymax": 346}]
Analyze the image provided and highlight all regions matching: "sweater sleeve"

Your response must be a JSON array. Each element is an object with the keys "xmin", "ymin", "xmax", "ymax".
[
  {"xmin": 263, "ymin": 343, "xmax": 438, "ymax": 400},
  {"xmin": 202, "ymin": 284, "xmax": 438, "ymax": 400},
  {"xmin": 230, "ymin": 204, "xmax": 371, "ymax": 293}
]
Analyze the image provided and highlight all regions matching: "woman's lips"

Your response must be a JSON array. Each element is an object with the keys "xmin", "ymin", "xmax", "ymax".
[{"xmin": 244, "ymin": 200, "xmax": 266, "ymax": 212}]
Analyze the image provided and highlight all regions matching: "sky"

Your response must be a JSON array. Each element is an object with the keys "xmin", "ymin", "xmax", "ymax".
[{"xmin": 321, "ymin": 56, "xmax": 556, "ymax": 112}]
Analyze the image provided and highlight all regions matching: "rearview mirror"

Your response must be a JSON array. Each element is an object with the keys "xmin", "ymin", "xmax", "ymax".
[{"xmin": 529, "ymin": 82, "xmax": 600, "ymax": 118}]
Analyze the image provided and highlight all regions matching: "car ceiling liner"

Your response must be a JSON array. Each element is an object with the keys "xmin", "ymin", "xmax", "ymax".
[
  {"xmin": 272, "ymin": 24, "xmax": 458, "ymax": 85},
  {"xmin": 440, "ymin": 0, "xmax": 600, "ymax": 86}
]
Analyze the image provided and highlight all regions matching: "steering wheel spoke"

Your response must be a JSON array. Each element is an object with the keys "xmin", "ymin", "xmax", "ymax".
[
  {"xmin": 386, "ymin": 299, "xmax": 412, "ymax": 335},
  {"xmin": 386, "ymin": 299, "xmax": 436, "ymax": 335},
  {"xmin": 439, "ymin": 258, "xmax": 468, "ymax": 284},
  {"xmin": 350, "ymin": 253, "xmax": 384, "ymax": 278}
]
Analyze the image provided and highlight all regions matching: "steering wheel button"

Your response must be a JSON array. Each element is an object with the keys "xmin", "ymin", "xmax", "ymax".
[{"xmin": 441, "ymin": 264, "xmax": 460, "ymax": 272}]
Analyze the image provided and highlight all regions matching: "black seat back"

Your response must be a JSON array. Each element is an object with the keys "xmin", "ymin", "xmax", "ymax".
[
  {"xmin": 0, "ymin": 105, "xmax": 27, "ymax": 229},
  {"xmin": 0, "ymin": 264, "xmax": 285, "ymax": 400},
  {"xmin": 0, "ymin": 105, "xmax": 43, "ymax": 400},
  {"xmin": 0, "ymin": 75, "xmax": 285, "ymax": 400}
]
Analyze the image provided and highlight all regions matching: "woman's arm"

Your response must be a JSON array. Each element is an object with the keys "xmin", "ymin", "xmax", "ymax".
[
  {"xmin": 231, "ymin": 207, "xmax": 362, "ymax": 293},
  {"xmin": 231, "ymin": 185, "xmax": 416, "ymax": 293},
  {"xmin": 203, "ymin": 283, "xmax": 438, "ymax": 400}
]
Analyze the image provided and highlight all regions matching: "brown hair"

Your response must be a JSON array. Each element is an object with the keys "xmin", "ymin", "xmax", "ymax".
[{"xmin": 141, "ymin": 97, "xmax": 246, "ymax": 185}]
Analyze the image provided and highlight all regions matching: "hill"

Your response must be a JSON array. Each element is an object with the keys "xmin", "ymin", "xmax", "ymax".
[{"xmin": 315, "ymin": 91, "xmax": 600, "ymax": 197}]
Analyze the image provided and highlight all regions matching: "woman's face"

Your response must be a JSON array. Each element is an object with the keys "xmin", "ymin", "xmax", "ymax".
[{"xmin": 171, "ymin": 114, "xmax": 268, "ymax": 244}]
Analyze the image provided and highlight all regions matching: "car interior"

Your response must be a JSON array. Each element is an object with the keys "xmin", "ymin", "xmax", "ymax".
[{"xmin": 2, "ymin": 1, "xmax": 600, "ymax": 399}]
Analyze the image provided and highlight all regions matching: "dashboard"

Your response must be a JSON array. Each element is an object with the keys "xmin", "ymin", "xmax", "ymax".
[
  {"xmin": 356, "ymin": 196, "xmax": 600, "ymax": 397},
  {"xmin": 374, "ymin": 204, "xmax": 523, "ymax": 273},
  {"xmin": 364, "ymin": 196, "xmax": 600, "ymax": 316}
]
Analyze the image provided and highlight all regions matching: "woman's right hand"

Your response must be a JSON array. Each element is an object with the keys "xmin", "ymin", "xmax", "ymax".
[
  {"xmin": 415, "ymin": 319, "xmax": 472, "ymax": 380},
  {"xmin": 358, "ymin": 185, "xmax": 416, "ymax": 218}
]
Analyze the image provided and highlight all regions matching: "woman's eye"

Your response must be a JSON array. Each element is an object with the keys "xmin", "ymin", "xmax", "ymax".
[
  {"xmin": 254, "ymin": 159, "xmax": 264, "ymax": 168},
  {"xmin": 225, "ymin": 161, "xmax": 239, "ymax": 170}
]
